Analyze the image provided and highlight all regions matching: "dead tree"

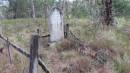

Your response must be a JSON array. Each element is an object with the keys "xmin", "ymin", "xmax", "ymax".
[
  {"xmin": 101, "ymin": 0, "xmax": 113, "ymax": 26},
  {"xmin": 29, "ymin": 35, "xmax": 39, "ymax": 73}
]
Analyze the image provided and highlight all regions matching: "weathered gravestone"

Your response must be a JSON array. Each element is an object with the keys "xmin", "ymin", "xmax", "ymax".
[{"xmin": 49, "ymin": 7, "xmax": 64, "ymax": 42}]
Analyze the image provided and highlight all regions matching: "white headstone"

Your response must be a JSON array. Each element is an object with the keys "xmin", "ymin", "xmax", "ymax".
[{"xmin": 49, "ymin": 7, "xmax": 64, "ymax": 42}]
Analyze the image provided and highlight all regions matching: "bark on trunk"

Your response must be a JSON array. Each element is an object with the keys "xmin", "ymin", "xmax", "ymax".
[{"xmin": 101, "ymin": 0, "xmax": 113, "ymax": 26}]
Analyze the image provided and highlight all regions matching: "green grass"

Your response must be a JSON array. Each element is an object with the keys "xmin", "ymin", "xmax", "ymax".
[
  {"xmin": 0, "ymin": 17, "xmax": 130, "ymax": 45},
  {"xmin": 0, "ymin": 17, "xmax": 130, "ymax": 46}
]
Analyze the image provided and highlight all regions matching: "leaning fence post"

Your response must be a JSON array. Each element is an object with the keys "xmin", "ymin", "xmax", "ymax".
[
  {"xmin": 64, "ymin": 24, "xmax": 69, "ymax": 38},
  {"xmin": 29, "ymin": 35, "xmax": 39, "ymax": 73},
  {"xmin": 7, "ymin": 37, "xmax": 13, "ymax": 64}
]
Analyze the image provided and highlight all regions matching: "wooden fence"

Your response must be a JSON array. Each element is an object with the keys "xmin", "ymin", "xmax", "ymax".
[
  {"xmin": 0, "ymin": 34, "xmax": 51, "ymax": 73},
  {"xmin": 0, "ymin": 23, "xmax": 88, "ymax": 73}
]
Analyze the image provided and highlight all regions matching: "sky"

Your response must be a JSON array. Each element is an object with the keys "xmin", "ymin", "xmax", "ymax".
[{"xmin": 0, "ymin": 0, "xmax": 9, "ymax": 7}]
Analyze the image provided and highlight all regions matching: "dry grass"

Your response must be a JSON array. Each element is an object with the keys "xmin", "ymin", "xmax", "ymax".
[
  {"xmin": 63, "ymin": 57, "xmax": 91, "ymax": 73},
  {"xmin": 0, "ymin": 17, "xmax": 130, "ymax": 73},
  {"xmin": 56, "ymin": 39, "xmax": 75, "ymax": 52}
]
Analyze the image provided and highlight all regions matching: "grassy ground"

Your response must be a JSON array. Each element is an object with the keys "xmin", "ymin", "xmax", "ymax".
[{"xmin": 0, "ymin": 17, "xmax": 130, "ymax": 73}]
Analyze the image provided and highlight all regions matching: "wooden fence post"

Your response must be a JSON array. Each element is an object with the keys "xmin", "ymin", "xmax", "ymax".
[
  {"xmin": 37, "ymin": 29, "xmax": 40, "ymax": 36},
  {"xmin": 29, "ymin": 35, "xmax": 39, "ymax": 73},
  {"xmin": 64, "ymin": 24, "xmax": 69, "ymax": 38},
  {"xmin": 7, "ymin": 37, "xmax": 13, "ymax": 64}
]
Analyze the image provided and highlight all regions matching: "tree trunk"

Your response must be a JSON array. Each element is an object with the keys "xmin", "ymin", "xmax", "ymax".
[
  {"xmin": 44, "ymin": 0, "xmax": 49, "ymax": 25},
  {"xmin": 31, "ymin": 0, "xmax": 36, "ymax": 18},
  {"xmin": 101, "ymin": 0, "xmax": 113, "ymax": 26}
]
